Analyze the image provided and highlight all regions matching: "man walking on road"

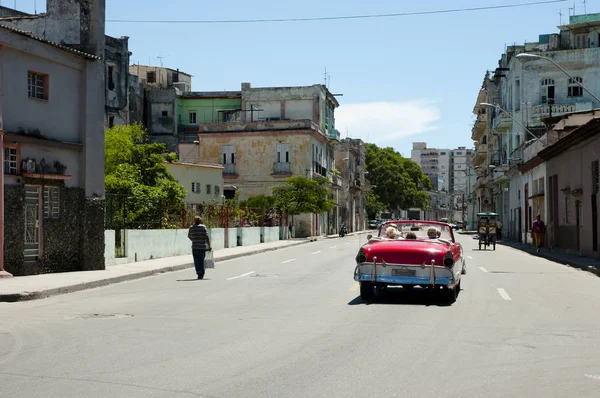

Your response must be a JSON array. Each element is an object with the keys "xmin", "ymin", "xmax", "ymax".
[
  {"xmin": 532, "ymin": 214, "xmax": 545, "ymax": 252},
  {"xmin": 188, "ymin": 216, "xmax": 212, "ymax": 279}
]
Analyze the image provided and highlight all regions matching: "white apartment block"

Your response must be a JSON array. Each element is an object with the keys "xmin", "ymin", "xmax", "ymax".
[{"xmin": 412, "ymin": 142, "xmax": 472, "ymax": 194}]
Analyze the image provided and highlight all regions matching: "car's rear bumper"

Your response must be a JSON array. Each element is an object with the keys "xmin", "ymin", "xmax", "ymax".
[
  {"xmin": 354, "ymin": 262, "xmax": 458, "ymax": 288},
  {"xmin": 355, "ymin": 273, "xmax": 452, "ymax": 286}
]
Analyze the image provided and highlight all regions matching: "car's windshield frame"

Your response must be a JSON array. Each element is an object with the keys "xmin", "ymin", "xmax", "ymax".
[{"xmin": 377, "ymin": 220, "xmax": 455, "ymax": 242}]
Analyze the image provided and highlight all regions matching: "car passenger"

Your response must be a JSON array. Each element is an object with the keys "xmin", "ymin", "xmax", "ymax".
[
  {"xmin": 427, "ymin": 227, "xmax": 440, "ymax": 239},
  {"xmin": 405, "ymin": 232, "xmax": 417, "ymax": 240},
  {"xmin": 384, "ymin": 226, "xmax": 399, "ymax": 239}
]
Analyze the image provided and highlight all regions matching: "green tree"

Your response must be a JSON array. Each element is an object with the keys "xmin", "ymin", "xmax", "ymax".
[
  {"xmin": 271, "ymin": 176, "xmax": 335, "ymax": 216},
  {"xmin": 364, "ymin": 143, "xmax": 432, "ymax": 212},
  {"xmin": 105, "ymin": 123, "xmax": 186, "ymax": 228},
  {"xmin": 365, "ymin": 190, "xmax": 387, "ymax": 219},
  {"xmin": 239, "ymin": 194, "xmax": 275, "ymax": 211}
]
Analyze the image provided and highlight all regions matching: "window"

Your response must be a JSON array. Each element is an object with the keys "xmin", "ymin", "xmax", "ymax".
[
  {"xmin": 541, "ymin": 78, "xmax": 555, "ymax": 104},
  {"xmin": 107, "ymin": 65, "xmax": 115, "ymax": 90},
  {"xmin": 440, "ymin": 152, "xmax": 446, "ymax": 155},
  {"xmin": 276, "ymin": 143, "xmax": 290, "ymax": 163},
  {"xmin": 43, "ymin": 186, "xmax": 60, "ymax": 219},
  {"xmin": 191, "ymin": 182, "xmax": 200, "ymax": 193},
  {"xmin": 568, "ymin": 77, "xmax": 583, "ymax": 97},
  {"xmin": 206, "ymin": 185, "xmax": 212, "ymax": 194},
  {"xmin": 188, "ymin": 112, "xmax": 197, "ymax": 124},
  {"xmin": 3, "ymin": 147, "xmax": 18, "ymax": 175},
  {"xmin": 214, "ymin": 186, "xmax": 220, "ymax": 196},
  {"xmin": 147, "ymin": 71, "xmax": 156, "ymax": 83},
  {"xmin": 162, "ymin": 110, "xmax": 168, "ymax": 117},
  {"xmin": 28, "ymin": 71, "xmax": 48, "ymax": 100},
  {"xmin": 221, "ymin": 145, "xmax": 235, "ymax": 164}
]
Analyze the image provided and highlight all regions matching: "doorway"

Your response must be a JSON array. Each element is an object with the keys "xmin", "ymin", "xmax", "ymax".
[{"xmin": 24, "ymin": 185, "xmax": 41, "ymax": 262}]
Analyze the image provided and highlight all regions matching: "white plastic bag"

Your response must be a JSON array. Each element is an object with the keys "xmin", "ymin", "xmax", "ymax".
[{"xmin": 204, "ymin": 250, "xmax": 215, "ymax": 269}]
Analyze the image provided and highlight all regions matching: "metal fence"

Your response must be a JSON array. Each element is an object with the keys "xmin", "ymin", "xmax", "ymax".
[{"xmin": 106, "ymin": 193, "xmax": 288, "ymax": 230}]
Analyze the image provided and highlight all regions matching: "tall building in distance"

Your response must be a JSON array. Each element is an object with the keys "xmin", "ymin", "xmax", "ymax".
[{"xmin": 412, "ymin": 142, "xmax": 475, "ymax": 222}]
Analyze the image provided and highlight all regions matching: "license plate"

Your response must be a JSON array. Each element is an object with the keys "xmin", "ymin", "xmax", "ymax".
[{"xmin": 392, "ymin": 268, "xmax": 416, "ymax": 277}]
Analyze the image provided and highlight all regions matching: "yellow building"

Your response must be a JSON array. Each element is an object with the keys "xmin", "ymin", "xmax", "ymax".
[{"xmin": 165, "ymin": 160, "xmax": 224, "ymax": 206}]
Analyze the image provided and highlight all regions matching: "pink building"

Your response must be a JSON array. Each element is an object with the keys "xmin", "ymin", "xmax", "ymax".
[{"xmin": 538, "ymin": 118, "xmax": 600, "ymax": 257}]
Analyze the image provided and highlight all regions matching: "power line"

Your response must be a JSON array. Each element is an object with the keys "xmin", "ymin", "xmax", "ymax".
[{"xmin": 106, "ymin": 0, "xmax": 567, "ymax": 24}]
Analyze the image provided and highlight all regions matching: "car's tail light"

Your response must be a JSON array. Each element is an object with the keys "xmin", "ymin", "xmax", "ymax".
[
  {"xmin": 356, "ymin": 249, "xmax": 367, "ymax": 264},
  {"xmin": 444, "ymin": 250, "xmax": 454, "ymax": 268}
]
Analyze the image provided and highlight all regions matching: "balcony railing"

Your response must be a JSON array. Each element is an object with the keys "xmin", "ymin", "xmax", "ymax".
[
  {"xmin": 223, "ymin": 163, "xmax": 236, "ymax": 175},
  {"xmin": 490, "ymin": 149, "xmax": 508, "ymax": 167},
  {"xmin": 274, "ymin": 162, "xmax": 291, "ymax": 174},
  {"xmin": 492, "ymin": 111, "xmax": 513, "ymax": 130},
  {"xmin": 531, "ymin": 101, "xmax": 593, "ymax": 117}
]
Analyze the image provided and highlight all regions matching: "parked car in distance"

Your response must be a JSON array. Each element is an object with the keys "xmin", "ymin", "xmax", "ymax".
[
  {"xmin": 353, "ymin": 220, "xmax": 466, "ymax": 303},
  {"xmin": 368, "ymin": 219, "xmax": 379, "ymax": 229}
]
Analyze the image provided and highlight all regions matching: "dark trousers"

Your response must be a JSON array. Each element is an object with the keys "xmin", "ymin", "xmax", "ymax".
[
  {"xmin": 192, "ymin": 249, "xmax": 206, "ymax": 275},
  {"xmin": 497, "ymin": 228, "xmax": 502, "ymax": 240}
]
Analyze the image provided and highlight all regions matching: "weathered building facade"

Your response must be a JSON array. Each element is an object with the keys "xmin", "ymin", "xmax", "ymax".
[
  {"xmin": 0, "ymin": 0, "xmax": 131, "ymax": 131},
  {"xmin": 1, "ymin": 17, "xmax": 106, "ymax": 275},
  {"xmin": 470, "ymin": 13, "xmax": 600, "ymax": 245},
  {"xmin": 335, "ymin": 138, "xmax": 367, "ymax": 233},
  {"xmin": 190, "ymin": 83, "xmax": 342, "ymax": 237},
  {"xmin": 538, "ymin": 118, "xmax": 600, "ymax": 258}
]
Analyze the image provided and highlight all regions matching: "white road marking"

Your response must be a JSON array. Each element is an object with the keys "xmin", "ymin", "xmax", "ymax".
[
  {"xmin": 330, "ymin": 245, "xmax": 338, "ymax": 249},
  {"xmin": 467, "ymin": 256, "xmax": 473, "ymax": 260},
  {"xmin": 311, "ymin": 250, "xmax": 322, "ymax": 255},
  {"xmin": 282, "ymin": 259, "xmax": 297, "ymax": 264},
  {"xmin": 497, "ymin": 288, "xmax": 512, "ymax": 301},
  {"xmin": 584, "ymin": 374, "xmax": 600, "ymax": 380},
  {"xmin": 227, "ymin": 271, "xmax": 254, "ymax": 281},
  {"xmin": 345, "ymin": 242, "xmax": 350, "ymax": 245},
  {"xmin": 479, "ymin": 267, "xmax": 489, "ymax": 273}
]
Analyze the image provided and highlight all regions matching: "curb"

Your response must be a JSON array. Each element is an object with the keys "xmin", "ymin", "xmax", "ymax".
[{"xmin": 0, "ymin": 240, "xmax": 312, "ymax": 303}]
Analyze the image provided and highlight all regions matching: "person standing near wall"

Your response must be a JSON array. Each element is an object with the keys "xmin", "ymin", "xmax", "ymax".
[
  {"xmin": 532, "ymin": 214, "xmax": 546, "ymax": 253},
  {"xmin": 188, "ymin": 216, "xmax": 212, "ymax": 279}
]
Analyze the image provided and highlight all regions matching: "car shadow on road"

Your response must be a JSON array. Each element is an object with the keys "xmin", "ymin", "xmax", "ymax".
[{"xmin": 348, "ymin": 287, "xmax": 456, "ymax": 307}]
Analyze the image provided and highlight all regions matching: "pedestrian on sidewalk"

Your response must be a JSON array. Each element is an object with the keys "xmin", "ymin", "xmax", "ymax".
[
  {"xmin": 496, "ymin": 220, "xmax": 503, "ymax": 241},
  {"xmin": 188, "ymin": 216, "xmax": 212, "ymax": 280},
  {"xmin": 532, "ymin": 214, "xmax": 546, "ymax": 252}
]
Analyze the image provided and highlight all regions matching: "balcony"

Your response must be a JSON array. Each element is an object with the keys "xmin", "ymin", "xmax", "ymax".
[
  {"xmin": 473, "ymin": 143, "xmax": 488, "ymax": 167},
  {"xmin": 471, "ymin": 113, "xmax": 487, "ymax": 141},
  {"xmin": 531, "ymin": 101, "xmax": 593, "ymax": 118},
  {"xmin": 223, "ymin": 163, "xmax": 236, "ymax": 175},
  {"xmin": 274, "ymin": 162, "xmax": 291, "ymax": 174},
  {"xmin": 490, "ymin": 149, "xmax": 508, "ymax": 167},
  {"xmin": 492, "ymin": 111, "xmax": 513, "ymax": 131},
  {"xmin": 328, "ymin": 128, "xmax": 341, "ymax": 141}
]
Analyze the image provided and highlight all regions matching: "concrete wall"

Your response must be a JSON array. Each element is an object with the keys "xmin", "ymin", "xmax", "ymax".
[
  {"xmin": 129, "ymin": 64, "xmax": 192, "ymax": 89},
  {"xmin": 20, "ymin": 145, "xmax": 82, "ymax": 189},
  {"xmin": 166, "ymin": 161, "xmax": 224, "ymax": 204},
  {"xmin": 148, "ymin": 89, "xmax": 177, "ymax": 136},
  {"xmin": 241, "ymin": 227, "xmax": 261, "ymax": 246},
  {"xmin": 104, "ymin": 226, "xmax": 282, "ymax": 265}
]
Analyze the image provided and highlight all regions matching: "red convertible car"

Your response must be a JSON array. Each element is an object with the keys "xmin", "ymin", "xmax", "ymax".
[{"xmin": 353, "ymin": 220, "xmax": 466, "ymax": 303}]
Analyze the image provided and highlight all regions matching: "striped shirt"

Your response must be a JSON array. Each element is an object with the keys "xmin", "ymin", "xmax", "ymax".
[{"xmin": 188, "ymin": 224, "xmax": 209, "ymax": 250}]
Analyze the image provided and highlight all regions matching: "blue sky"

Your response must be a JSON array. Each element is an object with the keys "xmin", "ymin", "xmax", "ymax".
[{"xmin": 15, "ymin": 0, "xmax": 590, "ymax": 156}]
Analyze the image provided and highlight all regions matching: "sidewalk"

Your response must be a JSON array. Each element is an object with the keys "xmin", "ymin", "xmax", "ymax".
[
  {"xmin": 498, "ymin": 240, "xmax": 600, "ymax": 275},
  {"xmin": 0, "ymin": 239, "xmax": 312, "ymax": 303}
]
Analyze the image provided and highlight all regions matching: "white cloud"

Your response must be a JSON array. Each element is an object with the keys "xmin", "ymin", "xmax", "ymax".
[{"xmin": 334, "ymin": 100, "xmax": 441, "ymax": 145}]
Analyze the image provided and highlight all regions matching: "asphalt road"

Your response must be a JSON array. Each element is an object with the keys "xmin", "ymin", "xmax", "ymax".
[{"xmin": 2, "ymin": 233, "xmax": 600, "ymax": 397}]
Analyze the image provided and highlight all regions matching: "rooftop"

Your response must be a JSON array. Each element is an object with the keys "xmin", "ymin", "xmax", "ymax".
[
  {"xmin": 130, "ymin": 64, "xmax": 193, "ymax": 77},
  {"xmin": 165, "ymin": 161, "xmax": 224, "ymax": 170},
  {"xmin": 0, "ymin": 23, "xmax": 100, "ymax": 60}
]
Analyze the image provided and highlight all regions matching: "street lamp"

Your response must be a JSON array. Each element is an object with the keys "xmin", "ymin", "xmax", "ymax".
[
  {"xmin": 480, "ymin": 102, "xmax": 540, "ymax": 142},
  {"xmin": 516, "ymin": 53, "xmax": 600, "ymax": 104}
]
